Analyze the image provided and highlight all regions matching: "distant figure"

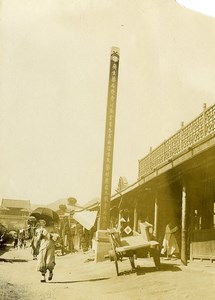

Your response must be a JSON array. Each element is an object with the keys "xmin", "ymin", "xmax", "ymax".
[
  {"xmin": 161, "ymin": 220, "xmax": 179, "ymax": 259},
  {"xmin": 13, "ymin": 232, "xmax": 18, "ymax": 248},
  {"xmin": 36, "ymin": 219, "xmax": 60, "ymax": 282},
  {"xmin": 193, "ymin": 210, "xmax": 201, "ymax": 230},
  {"xmin": 30, "ymin": 224, "xmax": 40, "ymax": 260},
  {"xmin": 0, "ymin": 231, "xmax": 6, "ymax": 247},
  {"xmin": 31, "ymin": 239, "xmax": 39, "ymax": 260},
  {"xmin": 18, "ymin": 229, "xmax": 26, "ymax": 249}
]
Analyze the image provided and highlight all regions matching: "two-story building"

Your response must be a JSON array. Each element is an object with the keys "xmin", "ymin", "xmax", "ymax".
[
  {"xmin": 110, "ymin": 104, "xmax": 215, "ymax": 265},
  {"xmin": 86, "ymin": 104, "xmax": 215, "ymax": 265}
]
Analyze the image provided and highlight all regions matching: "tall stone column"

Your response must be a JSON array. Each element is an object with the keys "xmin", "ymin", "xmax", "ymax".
[{"xmin": 95, "ymin": 47, "xmax": 120, "ymax": 262}]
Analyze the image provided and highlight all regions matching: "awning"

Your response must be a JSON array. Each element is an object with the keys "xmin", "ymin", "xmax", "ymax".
[{"xmin": 73, "ymin": 210, "xmax": 97, "ymax": 230}]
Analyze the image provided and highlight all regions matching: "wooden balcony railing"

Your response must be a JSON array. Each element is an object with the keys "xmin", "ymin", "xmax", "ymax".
[{"xmin": 138, "ymin": 104, "xmax": 215, "ymax": 178}]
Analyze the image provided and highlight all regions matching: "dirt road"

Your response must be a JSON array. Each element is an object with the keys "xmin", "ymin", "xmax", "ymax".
[{"xmin": 0, "ymin": 244, "xmax": 215, "ymax": 300}]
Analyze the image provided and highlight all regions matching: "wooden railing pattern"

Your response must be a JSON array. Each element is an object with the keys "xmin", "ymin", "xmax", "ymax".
[{"xmin": 138, "ymin": 104, "xmax": 215, "ymax": 178}]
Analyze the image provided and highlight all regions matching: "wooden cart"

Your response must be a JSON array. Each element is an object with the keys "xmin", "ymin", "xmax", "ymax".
[{"xmin": 108, "ymin": 227, "xmax": 160, "ymax": 276}]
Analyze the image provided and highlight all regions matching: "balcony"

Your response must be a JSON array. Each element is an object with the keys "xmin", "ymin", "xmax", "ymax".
[{"xmin": 138, "ymin": 104, "xmax": 215, "ymax": 178}]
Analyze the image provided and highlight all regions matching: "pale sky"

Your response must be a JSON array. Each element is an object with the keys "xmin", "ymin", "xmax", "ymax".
[
  {"xmin": 1, "ymin": 0, "xmax": 215, "ymax": 205},
  {"xmin": 176, "ymin": 0, "xmax": 215, "ymax": 18}
]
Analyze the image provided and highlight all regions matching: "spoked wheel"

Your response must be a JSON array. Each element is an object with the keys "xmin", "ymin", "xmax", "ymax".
[
  {"xmin": 151, "ymin": 248, "xmax": 161, "ymax": 270},
  {"xmin": 109, "ymin": 249, "xmax": 120, "ymax": 275},
  {"xmin": 114, "ymin": 253, "xmax": 120, "ymax": 276},
  {"xmin": 129, "ymin": 255, "xmax": 136, "ymax": 270},
  {"xmin": 153, "ymin": 253, "xmax": 161, "ymax": 270}
]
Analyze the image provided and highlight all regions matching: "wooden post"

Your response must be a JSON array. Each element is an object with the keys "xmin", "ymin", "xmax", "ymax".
[
  {"xmin": 181, "ymin": 185, "xmax": 188, "ymax": 265},
  {"xmin": 118, "ymin": 210, "xmax": 122, "ymax": 230},
  {"xmin": 153, "ymin": 195, "xmax": 158, "ymax": 239},
  {"xmin": 133, "ymin": 206, "xmax": 138, "ymax": 232}
]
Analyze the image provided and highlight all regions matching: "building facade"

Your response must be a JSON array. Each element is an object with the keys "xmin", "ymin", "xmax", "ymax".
[
  {"xmin": 109, "ymin": 104, "xmax": 215, "ymax": 264},
  {"xmin": 0, "ymin": 199, "xmax": 31, "ymax": 230}
]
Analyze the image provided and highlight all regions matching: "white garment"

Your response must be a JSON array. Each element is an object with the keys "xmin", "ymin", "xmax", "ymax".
[{"xmin": 162, "ymin": 224, "xmax": 179, "ymax": 256}]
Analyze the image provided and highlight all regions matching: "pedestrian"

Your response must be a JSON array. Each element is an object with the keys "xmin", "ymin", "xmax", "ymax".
[
  {"xmin": 18, "ymin": 229, "xmax": 26, "ymax": 249},
  {"xmin": 13, "ymin": 232, "xmax": 18, "ymax": 248},
  {"xmin": 35, "ymin": 219, "xmax": 59, "ymax": 282},
  {"xmin": 31, "ymin": 237, "xmax": 39, "ymax": 260},
  {"xmin": 0, "ymin": 231, "xmax": 6, "ymax": 247},
  {"xmin": 30, "ymin": 223, "xmax": 40, "ymax": 260},
  {"xmin": 193, "ymin": 209, "xmax": 201, "ymax": 230},
  {"xmin": 161, "ymin": 219, "xmax": 179, "ymax": 259}
]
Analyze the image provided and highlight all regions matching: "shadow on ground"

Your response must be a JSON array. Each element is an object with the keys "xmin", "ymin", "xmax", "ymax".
[
  {"xmin": 0, "ymin": 258, "xmax": 28, "ymax": 263},
  {"xmin": 48, "ymin": 277, "xmax": 111, "ymax": 284},
  {"xmin": 136, "ymin": 263, "xmax": 182, "ymax": 276},
  {"xmin": 0, "ymin": 244, "xmax": 8, "ymax": 256},
  {"xmin": 117, "ymin": 263, "xmax": 182, "ymax": 276},
  {"xmin": 0, "ymin": 244, "xmax": 28, "ymax": 262}
]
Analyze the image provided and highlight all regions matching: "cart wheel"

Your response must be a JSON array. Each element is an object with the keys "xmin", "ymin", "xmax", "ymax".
[
  {"xmin": 114, "ymin": 253, "xmax": 120, "ymax": 276},
  {"xmin": 152, "ymin": 250, "xmax": 161, "ymax": 270},
  {"xmin": 129, "ymin": 255, "xmax": 135, "ymax": 270},
  {"xmin": 109, "ymin": 250, "xmax": 115, "ymax": 261}
]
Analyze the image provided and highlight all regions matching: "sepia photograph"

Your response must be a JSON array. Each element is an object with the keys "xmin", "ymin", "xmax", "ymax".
[{"xmin": 1, "ymin": 0, "xmax": 215, "ymax": 299}]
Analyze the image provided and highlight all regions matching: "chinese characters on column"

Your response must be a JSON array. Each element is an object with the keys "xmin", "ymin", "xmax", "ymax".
[{"xmin": 99, "ymin": 47, "xmax": 120, "ymax": 230}]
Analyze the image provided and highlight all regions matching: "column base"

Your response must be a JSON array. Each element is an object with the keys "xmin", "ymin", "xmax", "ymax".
[{"xmin": 94, "ymin": 230, "xmax": 112, "ymax": 262}]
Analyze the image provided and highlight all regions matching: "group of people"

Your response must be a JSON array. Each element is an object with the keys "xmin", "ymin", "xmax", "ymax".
[
  {"xmin": 30, "ymin": 217, "xmax": 94, "ymax": 283},
  {"xmin": 13, "ymin": 229, "xmax": 27, "ymax": 249},
  {"xmin": 30, "ymin": 215, "xmax": 180, "ymax": 283}
]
